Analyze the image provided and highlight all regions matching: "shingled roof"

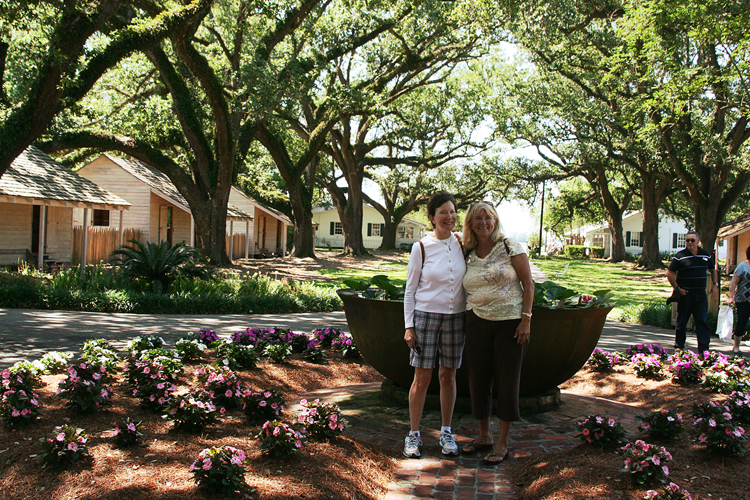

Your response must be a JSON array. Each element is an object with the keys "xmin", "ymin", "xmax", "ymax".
[
  {"xmin": 718, "ymin": 212, "xmax": 750, "ymax": 239},
  {"xmin": 0, "ymin": 146, "xmax": 130, "ymax": 210},
  {"xmin": 103, "ymin": 154, "xmax": 252, "ymax": 220}
]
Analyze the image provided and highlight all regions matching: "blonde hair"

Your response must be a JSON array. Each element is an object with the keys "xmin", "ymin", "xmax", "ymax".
[{"xmin": 462, "ymin": 201, "xmax": 506, "ymax": 251}]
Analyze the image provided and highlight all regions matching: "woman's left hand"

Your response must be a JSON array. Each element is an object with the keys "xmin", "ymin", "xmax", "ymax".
[{"xmin": 515, "ymin": 317, "xmax": 531, "ymax": 344}]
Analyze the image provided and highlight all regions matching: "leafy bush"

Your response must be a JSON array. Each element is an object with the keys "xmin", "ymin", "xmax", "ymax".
[
  {"xmin": 627, "ymin": 344, "xmax": 669, "ymax": 360},
  {"xmin": 587, "ymin": 349, "xmax": 621, "ymax": 372},
  {"xmin": 39, "ymin": 425, "xmax": 89, "ymax": 466},
  {"xmin": 264, "ymin": 343, "xmax": 292, "ymax": 363},
  {"xmin": 297, "ymin": 399, "xmax": 347, "ymax": 440},
  {"xmin": 242, "ymin": 389, "xmax": 285, "ymax": 423},
  {"xmin": 0, "ymin": 272, "xmax": 342, "ymax": 314},
  {"xmin": 215, "ymin": 340, "xmax": 259, "ymax": 370},
  {"xmin": 576, "ymin": 414, "xmax": 627, "ymax": 448},
  {"xmin": 39, "ymin": 351, "xmax": 73, "ymax": 374},
  {"xmin": 645, "ymin": 482, "xmax": 694, "ymax": 500},
  {"xmin": 175, "ymin": 337, "xmax": 207, "ymax": 362},
  {"xmin": 630, "ymin": 353, "xmax": 665, "ymax": 380},
  {"xmin": 163, "ymin": 393, "xmax": 222, "ymax": 432},
  {"xmin": 563, "ymin": 245, "xmax": 588, "ymax": 259},
  {"xmin": 110, "ymin": 239, "xmax": 209, "ymax": 293},
  {"xmin": 57, "ymin": 362, "xmax": 112, "ymax": 413},
  {"xmin": 112, "ymin": 418, "xmax": 144, "ymax": 447},
  {"xmin": 589, "ymin": 246, "xmax": 605, "ymax": 258},
  {"xmin": 691, "ymin": 400, "xmax": 747, "ymax": 455},
  {"xmin": 190, "ymin": 445, "xmax": 248, "ymax": 494},
  {"xmin": 669, "ymin": 350, "xmax": 704, "ymax": 384},
  {"xmin": 619, "ymin": 302, "xmax": 673, "ymax": 328},
  {"xmin": 620, "ymin": 439, "xmax": 673, "ymax": 484},
  {"xmin": 256, "ymin": 420, "xmax": 306, "ymax": 458},
  {"xmin": 1, "ymin": 387, "xmax": 42, "ymax": 428},
  {"xmin": 637, "ymin": 409, "xmax": 685, "ymax": 440}
]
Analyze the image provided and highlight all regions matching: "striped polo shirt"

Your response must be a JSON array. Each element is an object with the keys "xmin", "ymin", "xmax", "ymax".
[{"xmin": 668, "ymin": 248, "xmax": 715, "ymax": 291}]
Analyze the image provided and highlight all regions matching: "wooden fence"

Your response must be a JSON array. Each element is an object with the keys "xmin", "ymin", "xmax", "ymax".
[
  {"xmin": 226, "ymin": 233, "xmax": 249, "ymax": 260},
  {"xmin": 73, "ymin": 227, "xmax": 141, "ymax": 265}
]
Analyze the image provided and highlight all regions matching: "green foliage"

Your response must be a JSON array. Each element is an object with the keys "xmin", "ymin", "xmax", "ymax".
[
  {"xmin": 341, "ymin": 275, "xmax": 405, "ymax": 300},
  {"xmin": 533, "ymin": 280, "xmax": 613, "ymax": 309},
  {"xmin": 110, "ymin": 239, "xmax": 210, "ymax": 293},
  {"xmin": 39, "ymin": 425, "xmax": 89, "ymax": 467},
  {"xmin": 618, "ymin": 301, "xmax": 673, "ymax": 328},
  {"xmin": 0, "ymin": 266, "xmax": 341, "ymax": 314},
  {"xmin": 563, "ymin": 245, "xmax": 588, "ymax": 259}
]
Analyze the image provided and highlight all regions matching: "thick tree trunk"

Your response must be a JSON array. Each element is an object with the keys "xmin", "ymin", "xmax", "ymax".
[
  {"xmin": 379, "ymin": 219, "xmax": 400, "ymax": 250},
  {"xmin": 608, "ymin": 217, "xmax": 627, "ymax": 262},
  {"xmin": 288, "ymin": 183, "xmax": 316, "ymax": 258},
  {"xmin": 639, "ymin": 173, "xmax": 670, "ymax": 269},
  {"xmin": 337, "ymin": 200, "xmax": 368, "ymax": 256},
  {"xmin": 189, "ymin": 199, "xmax": 231, "ymax": 265}
]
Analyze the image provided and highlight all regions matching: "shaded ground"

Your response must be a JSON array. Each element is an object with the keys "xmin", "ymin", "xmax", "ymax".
[
  {"xmin": 0, "ymin": 353, "xmax": 394, "ymax": 500},
  {"xmin": 508, "ymin": 367, "xmax": 749, "ymax": 500}
]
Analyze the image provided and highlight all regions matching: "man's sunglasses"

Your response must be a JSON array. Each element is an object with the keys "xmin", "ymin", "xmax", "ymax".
[{"xmin": 686, "ymin": 238, "xmax": 698, "ymax": 243}]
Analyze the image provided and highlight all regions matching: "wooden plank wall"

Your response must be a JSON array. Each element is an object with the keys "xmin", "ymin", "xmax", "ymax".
[{"xmin": 72, "ymin": 227, "xmax": 141, "ymax": 265}]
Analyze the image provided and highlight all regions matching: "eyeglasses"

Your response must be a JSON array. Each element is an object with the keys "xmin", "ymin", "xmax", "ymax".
[
  {"xmin": 686, "ymin": 238, "xmax": 698, "ymax": 243},
  {"xmin": 470, "ymin": 200, "xmax": 495, "ymax": 208}
]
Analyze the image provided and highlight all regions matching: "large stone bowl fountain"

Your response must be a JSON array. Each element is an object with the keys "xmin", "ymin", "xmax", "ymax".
[{"xmin": 337, "ymin": 289, "xmax": 613, "ymax": 399}]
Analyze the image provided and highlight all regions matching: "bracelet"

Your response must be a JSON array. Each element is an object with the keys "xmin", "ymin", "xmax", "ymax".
[{"xmin": 521, "ymin": 311, "xmax": 532, "ymax": 318}]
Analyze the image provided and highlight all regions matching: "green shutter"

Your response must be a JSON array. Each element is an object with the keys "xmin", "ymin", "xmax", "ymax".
[
  {"xmin": 626, "ymin": 231, "xmax": 631, "ymax": 246},
  {"xmin": 673, "ymin": 233, "xmax": 678, "ymax": 248},
  {"xmin": 330, "ymin": 222, "xmax": 334, "ymax": 235},
  {"xmin": 367, "ymin": 223, "xmax": 372, "ymax": 236}
]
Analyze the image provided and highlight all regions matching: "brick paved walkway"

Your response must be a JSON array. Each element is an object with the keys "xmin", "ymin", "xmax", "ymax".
[{"xmin": 300, "ymin": 382, "xmax": 643, "ymax": 500}]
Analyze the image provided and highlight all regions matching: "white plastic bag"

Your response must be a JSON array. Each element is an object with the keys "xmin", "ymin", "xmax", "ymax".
[{"xmin": 716, "ymin": 305, "xmax": 734, "ymax": 342}]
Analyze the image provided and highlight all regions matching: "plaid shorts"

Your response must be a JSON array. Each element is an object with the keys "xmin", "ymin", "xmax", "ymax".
[{"xmin": 409, "ymin": 310, "xmax": 466, "ymax": 369}]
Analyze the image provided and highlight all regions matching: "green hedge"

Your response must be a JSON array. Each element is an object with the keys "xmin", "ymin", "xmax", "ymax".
[
  {"xmin": 0, "ymin": 283, "xmax": 341, "ymax": 315},
  {"xmin": 590, "ymin": 247, "xmax": 605, "ymax": 258},
  {"xmin": 563, "ymin": 245, "xmax": 588, "ymax": 259}
]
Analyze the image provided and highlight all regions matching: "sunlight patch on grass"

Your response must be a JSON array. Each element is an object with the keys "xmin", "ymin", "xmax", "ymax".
[{"xmin": 532, "ymin": 260, "xmax": 670, "ymax": 311}]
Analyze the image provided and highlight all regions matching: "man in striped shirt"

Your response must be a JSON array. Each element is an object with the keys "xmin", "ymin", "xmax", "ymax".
[{"xmin": 666, "ymin": 230, "xmax": 718, "ymax": 356}]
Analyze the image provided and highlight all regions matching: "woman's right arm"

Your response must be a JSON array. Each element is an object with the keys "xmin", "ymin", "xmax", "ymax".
[
  {"xmin": 729, "ymin": 272, "xmax": 740, "ymax": 306},
  {"xmin": 404, "ymin": 243, "xmax": 422, "ymax": 348}
]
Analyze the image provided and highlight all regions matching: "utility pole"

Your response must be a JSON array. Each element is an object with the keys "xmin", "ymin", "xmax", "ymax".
[{"xmin": 538, "ymin": 179, "xmax": 545, "ymax": 253}]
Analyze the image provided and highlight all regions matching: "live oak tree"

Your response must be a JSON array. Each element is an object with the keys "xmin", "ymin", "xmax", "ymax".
[
  {"xmin": 502, "ymin": 0, "xmax": 750, "ymax": 261},
  {"xmin": 43, "ymin": 0, "xmax": 393, "ymax": 262},
  {"xmin": 0, "ymin": 0, "xmax": 212, "ymax": 177},
  {"xmin": 298, "ymin": 0, "xmax": 498, "ymax": 255}
]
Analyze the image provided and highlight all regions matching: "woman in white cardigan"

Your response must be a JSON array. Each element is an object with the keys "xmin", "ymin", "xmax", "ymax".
[{"xmin": 402, "ymin": 192, "xmax": 467, "ymax": 458}]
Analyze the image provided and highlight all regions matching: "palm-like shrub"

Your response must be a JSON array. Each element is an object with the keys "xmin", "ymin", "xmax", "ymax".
[{"xmin": 110, "ymin": 239, "xmax": 209, "ymax": 293}]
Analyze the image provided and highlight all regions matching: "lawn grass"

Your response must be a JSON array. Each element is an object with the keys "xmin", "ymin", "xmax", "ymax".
[
  {"xmin": 532, "ymin": 259, "xmax": 671, "ymax": 320},
  {"xmin": 315, "ymin": 257, "xmax": 408, "ymax": 287}
]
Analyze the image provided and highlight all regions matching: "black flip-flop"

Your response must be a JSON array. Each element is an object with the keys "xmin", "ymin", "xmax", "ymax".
[
  {"xmin": 482, "ymin": 450, "xmax": 509, "ymax": 465},
  {"xmin": 462, "ymin": 440, "xmax": 494, "ymax": 453}
]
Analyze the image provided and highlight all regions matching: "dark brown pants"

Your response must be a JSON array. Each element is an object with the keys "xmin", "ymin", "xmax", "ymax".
[{"xmin": 465, "ymin": 310, "xmax": 528, "ymax": 422}]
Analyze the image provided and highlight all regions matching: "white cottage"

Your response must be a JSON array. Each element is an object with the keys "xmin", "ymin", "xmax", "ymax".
[
  {"xmin": 0, "ymin": 146, "xmax": 130, "ymax": 266},
  {"xmin": 75, "ymin": 154, "xmax": 290, "ymax": 259},
  {"xmin": 312, "ymin": 205, "xmax": 427, "ymax": 249},
  {"xmin": 584, "ymin": 211, "xmax": 726, "ymax": 259}
]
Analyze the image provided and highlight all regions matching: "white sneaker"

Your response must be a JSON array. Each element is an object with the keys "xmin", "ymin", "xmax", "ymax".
[
  {"xmin": 403, "ymin": 434, "xmax": 422, "ymax": 458},
  {"xmin": 439, "ymin": 432, "xmax": 459, "ymax": 456}
]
